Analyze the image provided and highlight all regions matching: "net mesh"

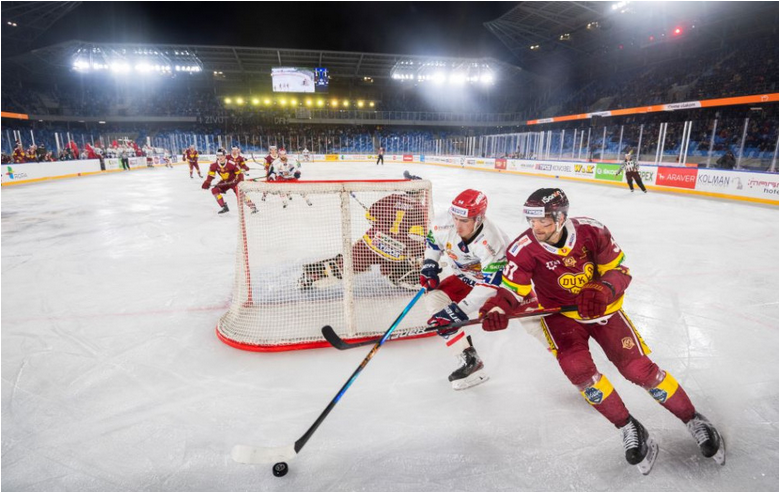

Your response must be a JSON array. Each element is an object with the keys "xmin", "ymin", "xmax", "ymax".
[{"xmin": 217, "ymin": 179, "xmax": 434, "ymax": 351}]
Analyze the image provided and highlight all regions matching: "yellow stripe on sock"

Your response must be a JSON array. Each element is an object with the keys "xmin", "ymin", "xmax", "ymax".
[
  {"xmin": 581, "ymin": 375, "xmax": 614, "ymax": 405},
  {"xmin": 648, "ymin": 372, "xmax": 679, "ymax": 403}
]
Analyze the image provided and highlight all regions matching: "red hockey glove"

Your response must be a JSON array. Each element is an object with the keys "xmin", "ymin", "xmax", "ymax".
[
  {"xmin": 201, "ymin": 180, "xmax": 211, "ymax": 190},
  {"xmin": 576, "ymin": 281, "xmax": 615, "ymax": 320},
  {"xmin": 479, "ymin": 289, "xmax": 521, "ymax": 332}
]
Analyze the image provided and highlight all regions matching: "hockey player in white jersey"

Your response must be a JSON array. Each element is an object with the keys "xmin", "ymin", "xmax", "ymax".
[
  {"xmin": 269, "ymin": 150, "xmax": 311, "ymax": 207},
  {"xmin": 420, "ymin": 189, "xmax": 532, "ymax": 390}
]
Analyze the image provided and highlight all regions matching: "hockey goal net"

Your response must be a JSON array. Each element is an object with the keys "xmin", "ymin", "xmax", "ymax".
[{"xmin": 217, "ymin": 179, "xmax": 435, "ymax": 351}]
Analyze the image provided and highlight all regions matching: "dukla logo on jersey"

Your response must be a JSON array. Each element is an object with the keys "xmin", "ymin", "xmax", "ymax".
[{"xmin": 557, "ymin": 263, "xmax": 594, "ymax": 294}]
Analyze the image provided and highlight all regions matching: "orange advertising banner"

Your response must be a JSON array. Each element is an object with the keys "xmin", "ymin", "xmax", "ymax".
[
  {"xmin": 1, "ymin": 111, "xmax": 29, "ymax": 120},
  {"xmin": 526, "ymin": 93, "xmax": 779, "ymax": 126}
]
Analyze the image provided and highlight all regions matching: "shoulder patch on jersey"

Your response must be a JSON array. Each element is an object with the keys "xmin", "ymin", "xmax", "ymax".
[{"xmin": 509, "ymin": 235, "xmax": 532, "ymax": 256}]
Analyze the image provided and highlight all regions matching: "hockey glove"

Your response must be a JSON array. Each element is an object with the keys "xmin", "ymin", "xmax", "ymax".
[
  {"xmin": 576, "ymin": 281, "xmax": 615, "ymax": 320},
  {"xmin": 479, "ymin": 289, "xmax": 521, "ymax": 331},
  {"xmin": 428, "ymin": 303, "xmax": 469, "ymax": 336},
  {"xmin": 419, "ymin": 259, "xmax": 442, "ymax": 291},
  {"xmin": 201, "ymin": 180, "xmax": 211, "ymax": 190}
]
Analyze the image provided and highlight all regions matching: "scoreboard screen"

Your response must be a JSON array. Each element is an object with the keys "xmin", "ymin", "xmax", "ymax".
[{"xmin": 271, "ymin": 67, "xmax": 329, "ymax": 93}]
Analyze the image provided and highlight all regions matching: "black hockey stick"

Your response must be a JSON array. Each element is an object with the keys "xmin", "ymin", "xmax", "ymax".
[
  {"xmin": 322, "ymin": 304, "xmax": 578, "ymax": 350},
  {"xmin": 231, "ymin": 288, "xmax": 426, "ymax": 465}
]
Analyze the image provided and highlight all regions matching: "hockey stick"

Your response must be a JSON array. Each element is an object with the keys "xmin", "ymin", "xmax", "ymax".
[
  {"xmin": 322, "ymin": 304, "xmax": 578, "ymax": 351},
  {"xmin": 231, "ymin": 287, "xmax": 426, "ymax": 465},
  {"xmin": 349, "ymin": 192, "xmax": 370, "ymax": 211}
]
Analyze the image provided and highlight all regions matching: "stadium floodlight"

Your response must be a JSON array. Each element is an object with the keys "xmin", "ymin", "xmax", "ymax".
[
  {"xmin": 290, "ymin": 98, "xmax": 297, "ymax": 105},
  {"xmin": 357, "ymin": 101, "xmax": 365, "ymax": 108},
  {"xmin": 306, "ymin": 99, "xmax": 313, "ymax": 107},
  {"xmin": 224, "ymin": 98, "xmax": 232, "ymax": 104},
  {"xmin": 110, "ymin": 62, "xmax": 130, "ymax": 73},
  {"xmin": 611, "ymin": 0, "xmax": 630, "ymax": 11},
  {"xmin": 73, "ymin": 60, "xmax": 90, "ymax": 71},
  {"xmin": 432, "ymin": 73, "xmax": 446, "ymax": 84},
  {"xmin": 331, "ymin": 99, "xmax": 338, "ymax": 107},
  {"xmin": 252, "ymin": 98, "xmax": 260, "ymax": 106},
  {"xmin": 264, "ymin": 98, "xmax": 272, "ymax": 105},
  {"xmin": 480, "ymin": 73, "xmax": 494, "ymax": 85},
  {"xmin": 316, "ymin": 99, "xmax": 324, "ymax": 107},
  {"xmin": 343, "ymin": 100, "xmax": 350, "ymax": 107},
  {"xmin": 135, "ymin": 62, "xmax": 153, "ymax": 73}
]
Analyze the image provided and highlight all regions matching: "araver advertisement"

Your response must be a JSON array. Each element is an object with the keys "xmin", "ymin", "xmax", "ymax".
[{"xmin": 656, "ymin": 167, "xmax": 698, "ymax": 189}]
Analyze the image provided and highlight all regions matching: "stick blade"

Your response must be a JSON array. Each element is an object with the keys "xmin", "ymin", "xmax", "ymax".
[{"xmin": 231, "ymin": 443, "xmax": 297, "ymax": 464}]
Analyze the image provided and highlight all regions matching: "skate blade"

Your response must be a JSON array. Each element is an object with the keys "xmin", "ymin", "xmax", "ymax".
[
  {"xmin": 451, "ymin": 372, "xmax": 489, "ymax": 391},
  {"xmin": 711, "ymin": 431, "xmax": 726, "ymax": 466},
  {"xmin": 636, "ymin": 436, "xmax": 659, "ymax": 476}
]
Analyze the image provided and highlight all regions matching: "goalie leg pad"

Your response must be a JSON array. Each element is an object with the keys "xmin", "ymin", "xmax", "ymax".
[{"xmin": 297, "ymin": 255, "xmax": 343, "ymax": 290}]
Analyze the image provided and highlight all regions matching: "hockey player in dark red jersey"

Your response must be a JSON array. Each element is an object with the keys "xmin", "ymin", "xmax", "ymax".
[
  {"xmin": 202, "ymin": 149, "xmax": 257, "ymax": 214},
  {"xmin": 12, "ymin": 142, "xmax": 25, "ymax": 163},
  {"xmin": 479, "ymin": 188, "xmax": 724, "ymax": 474},
  {"xmin": 263, "ymin": 145, "xmax": 279, "ymax": 180},
  {"xmin": 184, "ymin": 145, "xmax": 202, "ymax": 179},
  {"xmin": 229, "ymin": 146, "xmax": 249, "ymax": 173},
  {"xmin": 296, "ymin": 172, "xmax": 428, "ymax": 291}
]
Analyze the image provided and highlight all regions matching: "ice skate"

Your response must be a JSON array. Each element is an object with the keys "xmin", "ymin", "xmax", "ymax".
[
  {"xmin": 449, "ymin": 346, "xmax": 489, "ymax": 390},
  {"xmin": 687, "ymin": 412, "xmax": 725, "ymax": 465},
  {"xmin": 218, "ymin": 205, "xmax": 230, "ymax": 214},
  {"xmin": 297, "ymin": 255, "xmax": 342, "ymax": 290},
  {"xmin": 620, "ymin": 416, "xmax": 658, "ymax": 475}
]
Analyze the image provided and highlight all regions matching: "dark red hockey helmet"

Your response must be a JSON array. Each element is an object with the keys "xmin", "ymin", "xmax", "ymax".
[
  {"xmin": 450, "ymin": 189, "xmax": 488, "ymax": 219},
  {"xmin": 523, "ymin": 188, "xmax": 569, "ymax": 222}
]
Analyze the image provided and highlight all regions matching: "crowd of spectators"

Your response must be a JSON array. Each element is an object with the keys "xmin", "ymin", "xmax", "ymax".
[{"xmin": 538, "ymin": 32, "xmax": 778, "ymax": 118}]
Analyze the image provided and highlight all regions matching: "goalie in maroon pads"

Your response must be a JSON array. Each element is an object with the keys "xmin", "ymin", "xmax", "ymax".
[
  {"xmin": 479, "ymin": 188, "xmax": 724, "ymax": 473},
  {"xmin": 296, "ymin": 173, "xmax": 428, "ymax": 291},
  {"xmin": 202, "ymin": 149, "xmax": 258, "ymax": 215}
]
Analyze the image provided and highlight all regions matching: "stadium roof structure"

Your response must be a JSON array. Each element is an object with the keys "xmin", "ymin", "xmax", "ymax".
[
  {"xmin": 1, "ymin": 1, "xmax": 81, "ymax": 54},
  {"xmin": 485, "ymin": 1, "xmax": 779, "ymax": 70},
  {"xmin": 8, "ymin": 40, "xmax": 523, "ymax": 84}
]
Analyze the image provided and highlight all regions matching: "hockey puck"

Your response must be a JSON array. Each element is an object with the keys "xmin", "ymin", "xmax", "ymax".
[{"xmin": 272, "ymin": 462, "xmax": 289, "ymax": 477}]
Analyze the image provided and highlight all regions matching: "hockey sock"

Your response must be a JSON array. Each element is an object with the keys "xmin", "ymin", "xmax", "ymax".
[
  {"xmin": 579, "ymin": 374, "xmax": 631, "ymax": 428},
  {"xmin": 647, "ymin": 372, "xmax": 696, "ymax": 423}
]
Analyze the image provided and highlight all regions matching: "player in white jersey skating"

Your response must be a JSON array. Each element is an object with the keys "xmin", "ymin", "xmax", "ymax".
[
  {"xmin": 269, "ymin": 150, "xmax": 311, "ymax": 207},
  {"xmin": 420, "ymin": 189, "xmax": 534, "ymax": 390}
]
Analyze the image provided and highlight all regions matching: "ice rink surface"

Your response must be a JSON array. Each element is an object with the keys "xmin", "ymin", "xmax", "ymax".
[{"xmin": 2, "ymin": 161, "xmax": 779, "ymax": 491}]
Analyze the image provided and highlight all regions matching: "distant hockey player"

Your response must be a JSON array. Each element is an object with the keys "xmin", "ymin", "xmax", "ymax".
[
  {"xmin": 201, "ymin": 148, "xmax": 257, "ymax": 214},
  {"xmin": 263, "ymin": 145, "xmax": 279, "ymax": 180},
  {"xmin": 616, "ymin": 150, "xmax": 647, "ymax": 193},
  {"xmin": 184, "ymin": 145, "xmax": 202, "ymax": 179},
  {"xmin": 297, "ymin": 171, "xmax": 428, "ymax": 291},
  {"xmin": 163, "ymin": 152, "xmax": 173, "ymax": 169},
  {"xmin": 269, "ymin": 150, "xmax": 311, "ymax": 207},
  {"xmin": 229, "ymin": 146, "xmax": 249, "ymax": 172},
  {"xmin": 301, "ymin": 147, "xmax": 311, "ymax": 162},
  {"xmin": 420, "ymin": 189, "xmax": 526, "ymax": 390},
  {"xmin": 479, "ymin": 188, "xmax": 724, "ymax": 474},
  {"xmin": 376, "ymin": 146, "xmax": 385, "ymax": 166},
  {"xmin": 12, "ymin": 142, "xmax": 25, "ymax": 163},
  {"xmin": 269, "ymin": 150, "xmax": 301, "ymax": 181}
]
